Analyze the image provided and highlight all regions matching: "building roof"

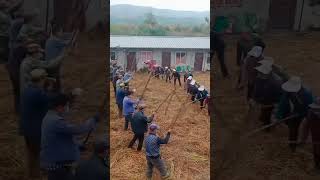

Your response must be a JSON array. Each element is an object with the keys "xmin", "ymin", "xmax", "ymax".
[{"xmin": 110, "ymin": 35, "xmax": 210, "ymax": 50}]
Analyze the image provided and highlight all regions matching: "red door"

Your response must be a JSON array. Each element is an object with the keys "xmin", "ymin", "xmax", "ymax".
[
  {"xmin": 194, "ymin": 53, "xmax": 204, "ymax": 71},
  {"xmin": 269, "ymin": 0, "xmax": 297, "ymax": 29},
  {"xmin": 126, "ymin": 52, "xmax": 136, "ymax": 72},
  {"xmin": 162, "ymin": 52, "xmax": 171, "ymax": 67}
]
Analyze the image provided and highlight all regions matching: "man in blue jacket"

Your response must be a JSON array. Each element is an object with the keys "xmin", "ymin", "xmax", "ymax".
[
  {"xmin": 145, "ymin": 124, "xmax": 171, "ymax": 180},
  {"xmin": 128, "ymin": 103, "xmax": 154, "ymax": 151},
  {"xmin": 123, "ymin": 90, "xmax": 139, "ymax": 130},
  {"xmin": 276, "ymin": 76, "xmax": 314, "ymax": 152},
  {"xmin": 40, "ymin": 93, "xmax": 99, "ymax": 180},
  {"xmin": 20, "ymin": 68, "xmax": 49, "ymax": 179},
  {"xmin": 116, "ymin": 83, "xmax": 128, "ymax": 118}
]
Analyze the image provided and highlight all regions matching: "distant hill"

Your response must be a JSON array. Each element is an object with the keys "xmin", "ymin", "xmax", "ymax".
[{"xmin": 110, "ymin": 4, "xmax": 210, "ymax": 26}]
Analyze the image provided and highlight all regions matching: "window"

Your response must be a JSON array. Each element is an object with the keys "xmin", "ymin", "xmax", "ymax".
[
  {"xmin": 207, "ymin": 53, "xmax": 211, "ymax": 64},
  {"xmin": 175, "ymin": 52, "xmax": 186, "ymax": 64},
  {"xmin": 140, "ymin": 51, "xmax": 153, "ymax": 63},
  {"xmin": 213, "ymin": 0, "xmax": 241, "ymax": 7},
  {"xmin": 111, "ymin": 51, "xmax": 117, "ymax": 60}
]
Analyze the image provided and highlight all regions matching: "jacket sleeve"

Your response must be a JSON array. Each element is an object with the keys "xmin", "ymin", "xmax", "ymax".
[
  {"xmin": 157, "ymin": 132, "xmax": 171, "ymax": 144},
  {"xmin": 54, "ymin": 118, "xmax": 96, "ymax": 135},
  {"xmin": 40, "ymin": 54, "xmax": 64, "ymax": 69}
]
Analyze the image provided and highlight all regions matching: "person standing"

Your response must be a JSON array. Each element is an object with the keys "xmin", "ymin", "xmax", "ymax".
[
  {"xmin": 196, "ymin": 85, "xmax": 209, "ymax": 108},
  {"xmin": 164, "ymin": 67, "xmax": 171, "ymax": 83},
  {"xmin": 116, "ymin": 83, "xmax": 127, "ymax": 118},
  {"xmin": 128, "ymin": 103, "xmax": 154, "ymax": 151},
  {"xmin": 40, "ymin": 93, "xmax": 99, "ymax": 180},
  {"xmin": 123, "ymin": 90, "xmax": 139, "ymax": 130},
  {"xmin": 211, "ymin": 31, "xmax": 229, "ymax": 78},
  {"xmin": 276, "ymin": 76, "xmax": 314, "ymax": 152},
  {"xmin": 20, "ymin": 69, "xmax": 49, "ymax": 179},
  {"xmin": 171, "ymin": 69, "xmax": 181, "ymax": 87},
  {"xmin": 145, "ymin": 124, "xmax": 171, "ymax": 180},
  {"xmin": 45, "ymin": 24, "xmax": 71, "ymax": 91},
  {"xmin": 305, "ymin": 97, "xmax": 320, "ymax": 171}
]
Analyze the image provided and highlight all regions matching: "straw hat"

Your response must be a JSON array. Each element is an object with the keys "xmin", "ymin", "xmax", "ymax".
[
  {"xmin": 255, "ymin": 64, "xmax": 272, "ymax": 75},
  {"xmin": 30, "ymin": 69, "xmax": 48, "ymax": 80},
  {"xmin": 198, "ymin": 85, "xmax": 205, "ymax": 91},
  {"xmin": 309, "ymin": 97, "xmax": 320, "ymax": 109},
  {"xmin": 190, "ymin": 80, "xmax": 196, "ymax": 85},
  {"xmin": 248, "ymin": 46, "xmax": 263, "ymax": 58},
  {"xmin": 187, "ymin": 76, "xmax": 193, "ymax": 80},
  {"xmin": 281, "ymin": 76, "xmax": 302, "ymax": 93}
]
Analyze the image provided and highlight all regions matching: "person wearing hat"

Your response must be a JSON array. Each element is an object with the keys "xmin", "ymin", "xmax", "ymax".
[
  {"xmin": 253, "ymin": 64, "xmax": 282, "ymax": 131},
  {"xmin": 145, "ymin": 124, "xmax": 171, "ymax": 180},
  {"xmin": 303, "ymin": 97, "xmax": 320, "ymax": 171},
  {"xmin": 40, "ymin": 93, "xmax": 100, "ymax": 180},
  {"xmin": 116, "ymin": 83, "xmax": 128, "ymax": 118},
  {"xmin": 240, "ymin": 46, "xmax": 265, "ymax": 100},
  {"xmin": 128, "ymin": 103, "xmax": 154, "ymax": 151},
  {"xmin": 17, "ymin": 9, "xmax": 47, "ymax": 47},
  {"xmin": 20, "ymin": 42, "xmax": 65, "ymax": 95},
  {"xmin": 196, "ymin": 85, "xmax": 209, "ymax": 108},
  {"xmin": 20, "ymin": 68, "xmax": 50, "ymax": 179},
  {"xmin": 276, "ymin": 76, "xmax": 314, "ymax": 152},
  {"xmin": 204, "ymin": 93, "xmax": 212, "ymax": 116},
  {"xmin": 171, "ymin": 68, "xmax": 181, "ymax": 87},
  {"xmin": 211, "ymin": 28, "xmax": 229, "ymax": 78},
  {"xmin": 123, "ymin": 90, "xmax": 140, "ymax": 130},
  {"xmin": 189, "ymin": 79, "xmax": 198, "ymax": 101},
  {"xmin": 164, "ymin": 66, "xmax": 171, "ymax": 83},
  {"xmin": 74, "ymin": 137, "xmax": 109, "ymax": 180}
]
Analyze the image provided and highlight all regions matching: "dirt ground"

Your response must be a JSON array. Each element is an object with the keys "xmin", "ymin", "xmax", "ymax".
[
  {"xmin": 0, "ymin": 34, "xmax": 106, "ymax": 180},
  {"xmin": 110, "ymin": 72, "xmax": 210, "ymax": 180},
  {"xmin": 213, "ymin": 32, "xmax": 320, "ymax": 180}
]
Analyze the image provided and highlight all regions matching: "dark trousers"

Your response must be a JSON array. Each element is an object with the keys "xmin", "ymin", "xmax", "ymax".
[
  {"xmin": 117, "ymin": 104, "xmax": 123, "ymax": 117},
  {"xmin": 128, "ymin": 133, "xmax": 144, "ymax": 151},
  {"xmin": 25, "ymin": 137, "xmax": 41, "ymax": 179},
  {"xmin": 310, "ymin": 119, "xmax": 320, "ymax": 168},
  {"xmin": 124, "ymin": 114, "xmax": 132, "ymax": 130},
  {"xmin": 191, "ymin": 95, "xmax": 196, "ymax": 101},
  {"xmin": 287, "ymin": 116, "xmax": 303, "ymax": 152},
  {"xmin": 259, "ymin": 106, "xmax": 274, "ymax": 131},
  {"xmin": 146, "ymin": 156, "xmax": 168, "ymax": 178},
  {"xmin": 47, "ymin": 167, "xmax": 74, "ymax": 180},
  {"xmin": 247, "ymin": 82, "xmax": 255, "ymax": 101},
  {"xmin": 166, "ymin": 75, "xmax": 171, "ymax": 83},
  {"xmin": 200, "ymin": 99, "xmax": 205, "ymax": 107},
  {"xmin": 213, "ymin": 48, "xmax": 229, "ymax": 77},
  {"xmin": 113, "ymin": 82, "xmax": 116, "ymax": 96},
  {"xmin": 173, "ymin": 77, "xmax": 181, "ymax": 86},
  {"xmin": 7, "ymin": 68, "xmax": 20, "ymax": 113}
]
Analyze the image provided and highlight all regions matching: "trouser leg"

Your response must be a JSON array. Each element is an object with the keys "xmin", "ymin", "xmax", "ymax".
[
  {"xmin": 288, "ymin": 117, "xmax": 302, "ymax": 152},
  {"xmin": 128, "ymin": 134, "xmax": 138, "ymax": 148},
  {"xmin": 146, "ymin": 156, "xmax": 154, "ymax": 179},
  {"xmin": 153, "ymin": 157, "xmax": 168, "ymax": 177},
  {"xmin": 216, "ymin": 48, "xmax": 229, "ymax": 77},
  {"xmin": 259, "ymin": 106, "xmax": 274, "ymax": 131},
  {"xmin": 137, "ymin": 134, "xmax": 145, "ymax": 151}
]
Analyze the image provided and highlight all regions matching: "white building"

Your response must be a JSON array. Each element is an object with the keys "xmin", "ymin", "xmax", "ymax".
[{"xmin": 110, "ymin": 36, "xmax": 210, "ymax": 72}]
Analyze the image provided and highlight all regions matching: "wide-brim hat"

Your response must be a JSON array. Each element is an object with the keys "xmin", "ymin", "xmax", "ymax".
[
  {"xmin": 281, "ymin": 76, "xmax": 302, "ymax": 92},
  {"xmin": 172, "ymin": 69, "xmax": 176, "ymax": 72},
  {"xmin": 248, "ymin": 46, "xmax": 263, "ymax": 58},
  {"xmin": 255, "ymin": 64, "xmax": 272, "ymax": 75},
  {"xmin": 309, "ymin": 97, "xmax": 320, "ymax": 109},
  {"xmin": 198, "ymin": 85, "xmax": 205, "ymax": 91},
  {"xmin": 190, "ymin": 80, "xmax": 196, "ymax": 85},
  {"xmin": 187, "ymin": 76, "xmax": 192, "ymax": 80}
]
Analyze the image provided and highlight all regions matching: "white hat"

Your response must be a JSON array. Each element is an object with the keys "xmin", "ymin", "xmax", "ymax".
[
  {"xmin": 258, "ymin": 57, "xmax": 274, "ymax": 66},
  {"xmin": 198, "ymin": 85, "xmax": 205, "ymax": 91},
  {"xmin": 165, "ymin": 67, "xmax": 168, "ymax": 69},
  {"xmin": 248, "ymin": 46, "xmax": 263, "ymax": 58},
  {"xmin": 255, "ymin": 64, "xmax": 272, "ymax": 74},
  {"xmin": 187, "ymin": 76, "xmax": 192, "ymax": 80},
  {"xmin": 309, "ymin": 97, "xmax": 320, "ymax": 109},
  {"xmin": 173, "ymin": 69, "xmax": 176, "ymax": 72},
  {"xmin": 281, "ymin": 76, "xmax": 302, "ymax": 92},
  {"xmin": 190, "ymin": 80, "xmax": 196, "ymax": 85}
]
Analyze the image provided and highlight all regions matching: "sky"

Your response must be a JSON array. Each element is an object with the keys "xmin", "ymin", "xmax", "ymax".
[{"xmin": 110, "ymin": 0, "xmax": 210, "ymax": 12}]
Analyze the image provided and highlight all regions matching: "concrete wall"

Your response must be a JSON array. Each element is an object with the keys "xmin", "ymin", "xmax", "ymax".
[
  {"xmin": 294, "ymin": 0, "xmax": 320, "ymax": 31},
  {"xmin": 111, "ymin": 48, "xmax": 210, "ymax": 71}
]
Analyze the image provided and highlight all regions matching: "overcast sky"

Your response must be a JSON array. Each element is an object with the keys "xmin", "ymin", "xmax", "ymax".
[{"xmin": 110, "ymin": 0, "xmax": 210, "ymax": 12}]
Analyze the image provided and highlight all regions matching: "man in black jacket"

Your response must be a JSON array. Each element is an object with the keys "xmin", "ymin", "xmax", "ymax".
[
  {"xmin": 128, "ymin": 103, "xmax": 154, "ymax": 151},
  {"xmin": 171, "ymin": 69, "xmax": 181, "ymax": 87}
]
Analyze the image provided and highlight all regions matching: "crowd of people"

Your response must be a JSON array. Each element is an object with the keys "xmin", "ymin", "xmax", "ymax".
[
  {"xmin": 1, "ymin": 1, "xmax": 107, "ymax": 179},
  {"xmin": 230, "ymin": 31, "xmax": 320, "ymax": 172},
  {"xmin": 111, "ymin": 60, "xmax": 211, "ymax": 179}
]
